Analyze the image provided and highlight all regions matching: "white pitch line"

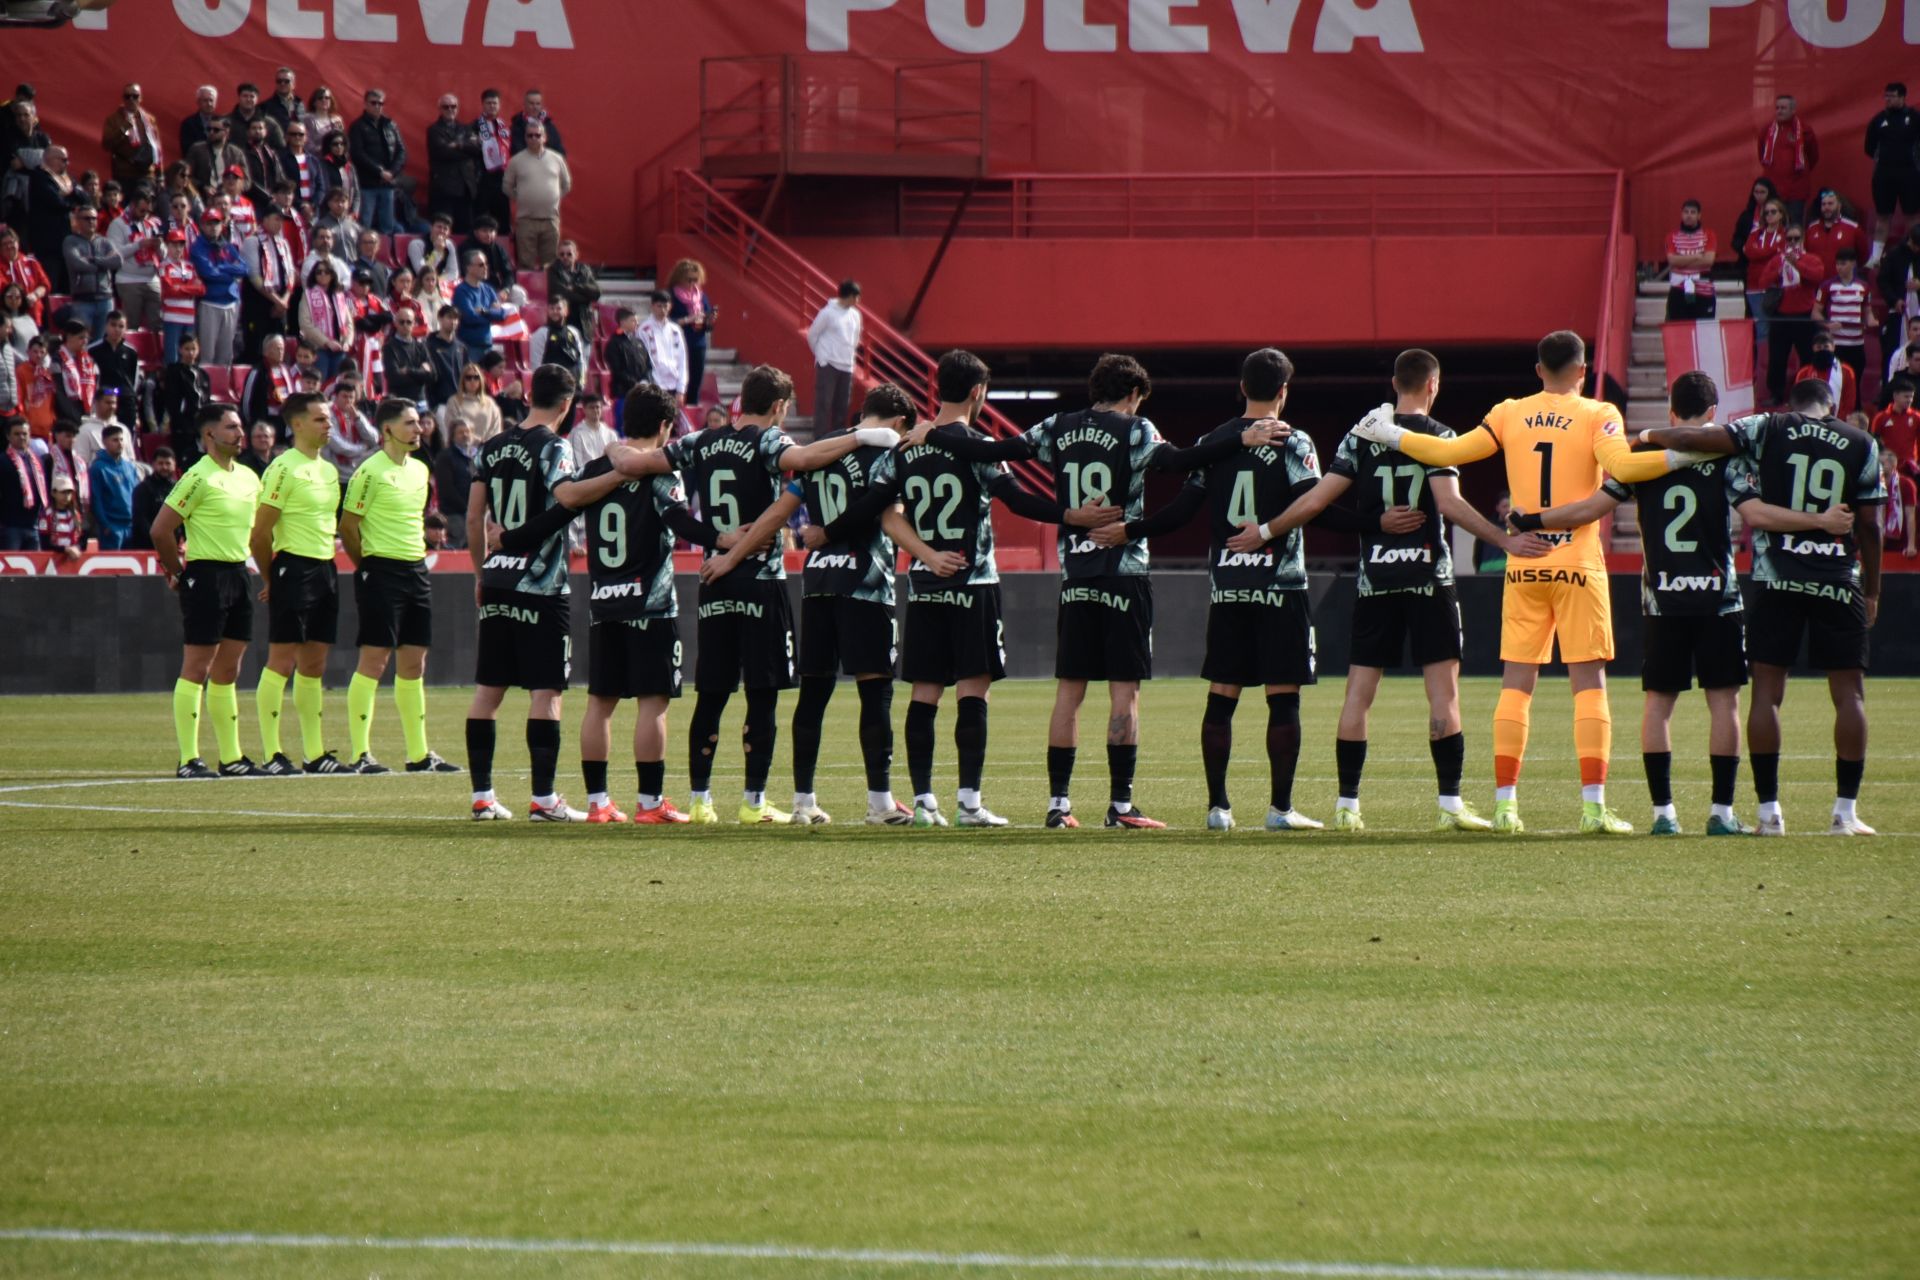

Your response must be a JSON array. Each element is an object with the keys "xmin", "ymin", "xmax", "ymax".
[
  {"xmin": 0, "ymin": 800, "xmax": 468, "ymax": 821},
  {"xmin": 0, "ymin": 1227, "xmax": 1802, "ymax": 1280}
]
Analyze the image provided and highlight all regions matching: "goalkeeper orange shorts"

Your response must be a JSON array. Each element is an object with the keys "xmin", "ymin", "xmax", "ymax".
[{"xmin": 1499, "ymin": 564, "xmax": 1615, "ymax": 665}]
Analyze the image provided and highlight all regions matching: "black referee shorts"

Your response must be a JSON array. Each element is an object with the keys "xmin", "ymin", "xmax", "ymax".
[
  {"xmin": 177, "ymin": 560, "xmax": 254, "ymax": 647},
  {"xmin": 354, "ymin": 556, "xmax": 433, "ymax": 650},
  {"xmin": 267, "ymin": 553, "xmax": 340, "ymax": 645}
]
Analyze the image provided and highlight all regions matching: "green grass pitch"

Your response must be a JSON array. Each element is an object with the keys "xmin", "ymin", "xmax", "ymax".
[{"xmin": 0, "ymin": 676, "xmax": 1914, "ymax": 1280}]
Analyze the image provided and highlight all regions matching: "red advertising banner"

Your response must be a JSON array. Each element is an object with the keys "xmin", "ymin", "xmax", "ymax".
[
  {"xmin": 0, "ymin": 548, "xmax": 807, "ymax": 575},
  {"xmin": 9, "ymin": 3, "xmax": 1910, "ymax": 272}
]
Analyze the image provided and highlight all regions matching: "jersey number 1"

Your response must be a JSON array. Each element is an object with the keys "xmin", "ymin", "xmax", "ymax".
[{"xmin": 1533, "ymin": 441, "xmax": 1553, "ymax": 507}]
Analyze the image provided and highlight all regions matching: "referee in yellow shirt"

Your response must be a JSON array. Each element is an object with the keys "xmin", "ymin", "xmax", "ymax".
[
  {"xmin": 150, "ymin": 404, "xmax": 266, "ymax": 779},
  {"xmin": 250, "ymin": 391, "xmax": 355, "ymax": 776},
  {"xmin": 339, "ymin": 398, "xmax": 461, "ymax": 774}
]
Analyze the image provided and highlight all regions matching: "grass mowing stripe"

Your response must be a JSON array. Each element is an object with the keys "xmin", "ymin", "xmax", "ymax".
[{"xmin": 0, "ymin": 1227, "xmax": 1802, "ymax": 1280}]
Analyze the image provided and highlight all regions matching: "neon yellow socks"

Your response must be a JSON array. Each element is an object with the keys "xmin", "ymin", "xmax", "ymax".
[
  {"xmin": 256, "ymin": 668, "xmax": 288, "ymax": 760},
  {"xmin": 172, "ymin": 678, "xmax": 202, "ymax": 765},
  {"xmin": 394, "ymin": 676, "xmax": 429, "ymax": 763},
  {"xmin": 206, "ymin": 681, "xmax": 241, "ymax": 766},
  {"xmin": 292, "ymin": 673, "xmax": 326, "ymax": 761},
  {"xmin": 347, "ymin": 672, "xmax": 379, "ymax": 760}
]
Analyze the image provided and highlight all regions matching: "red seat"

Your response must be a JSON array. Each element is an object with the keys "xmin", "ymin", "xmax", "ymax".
[
  {"xmin": 204, "ymin": 364, "xmax": 232, "ymax": 399},
  {"xmin": 390, "ymin": 234, "xmax": 421, "ymax": 271},
  {"xmin": 593, "ymin": 302, "xmax": 618, "ymax": 339},
  {"xmin": 226, "ymin": 364, "xmax": 252, "ymax": 405},
  {"xmin": 518, "ymin": 270, "xmax": 547, "ymax": 304},
  {"xmin": 126, "ymin": 330, "xmax": 162, "ymax": 369}
]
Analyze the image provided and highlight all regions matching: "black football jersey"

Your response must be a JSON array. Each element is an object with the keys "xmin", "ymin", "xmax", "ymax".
[
  {"xmin": 578, "ymin": 456, "xmax": 686, "ymax": 622},
  {"xmin": 473, "ymin": 424, "xmax": 574, "ymax": 596},
  {"xmin": 1725, "ymin": 412, "xmax": 1885, "ymax": 590},
  {"xmin": 1604, "ymin": 455, "xmax": 1742, "ymax": 617}
]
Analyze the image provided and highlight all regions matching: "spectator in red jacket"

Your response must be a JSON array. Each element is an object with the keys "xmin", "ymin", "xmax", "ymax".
[
  {"xmin": 1794, "ymin": 328, "xmax": 1856, "ymax": 419},
  {"xmin": 1664, "ymin": 198, "xmax": 1718, "ymax": 320},
  {"xmin": 1758, "ymin": 94, "xmax": 1819, "ymax": 224},
  {"xmin": 1804, "ymin": 189, "xmax": 1865, "ymax": 268},
  {"xmin": 1874, "ymin": 439, "xmax": 1917, "ymax": 557},
  {"xmin": 1742, "ymin": 197, "xmax": 1788, "ymax": 354},
  {"xmin": 1761, "ymin": 224, "xmax": 1826, "ymax": 405},
  {"xmin": 1872, "ymin": 375, "xmax": 1920, "ymax": 478}
]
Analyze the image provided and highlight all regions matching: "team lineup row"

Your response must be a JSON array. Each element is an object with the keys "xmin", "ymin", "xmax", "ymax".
[{"xmin": 152, "ymin": 333, "xmax": 1885, "ymax": 834}]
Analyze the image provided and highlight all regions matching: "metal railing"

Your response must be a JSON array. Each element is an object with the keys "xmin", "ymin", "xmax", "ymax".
[
  {"xmin": 669, "ymin": 167, "xmax": 1052, "ymax": 496},
  {"xmin": 897, "ymin": 170, "xmax": 1620, "ymax": 239}
]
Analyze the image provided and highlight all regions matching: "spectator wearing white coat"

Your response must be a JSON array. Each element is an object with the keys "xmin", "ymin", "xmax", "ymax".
[
  {"xmin": 807, "ymin": 278, "xmax": 862, "ymax": 432},
  {"xmin": 638, "ymin": 289, "xmax": 688, "ymax": 403}
]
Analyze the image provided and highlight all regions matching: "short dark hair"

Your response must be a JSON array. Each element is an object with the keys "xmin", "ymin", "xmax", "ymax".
[
  {"xmin": 934, "ymin": 349, "xmax": 990, "ymax": 403},
  {"xmin": 648, "ymin": 289, "xmax": 670, "ymax": 305},
  {"xmin": 52, "ymin": 418, "xmax": 77, "ymax": 436},
  {"xmin": 529, "ymin": 363, "xmax": 577, "ymax": 410},
  {"xmin": 738, "ymin": 365, "xmax": 794, "ymax": 416},
  {"xmin": 577, "ymin": 391, "xmax": 603, "ymax": 408},
  {"xmin": 196, "ymin": 403, "xmax": 235, "ymax": 434},
  {"xmin": 482, "ymin": 88, "xmax": 501, "ymax": 100},
  {"xmin": 153, "ymin": 446, "xmax": 175, "ymax": 462},
  {"xmin": 1836, "ymin": 247, "xmax": 1858, "ymax": 262},
  {"xmin": 473, "ymin": 215, "xmax": 499, "ymax": 232},
  {"xmin": 60, "ymin": 318, "xmax": 89, "ymax": 338},
  {"xmin": 1681, "ymin": 198, "xmax": 1701, "ymax": 212},
  {"xmin": 1240, "ymin": 347, "xmax": 1293, "ymax": 401},
  {"xmin": 622, "ymin": 384, "xmax": 678, "ymax": 438},
  {"xmin": 375, "ymin": 396, "xmax": 417, "ymax": 428},
  {"xmin": 1811, "ymin": 327, "xmax": 1835, "ymax": 347},
  {"xmin": 1890, "ymin": 82, "xmax": 1908, "ymax": 96},
  {"xmin": 1088, "ymin": 353, "xmax": 1151, "ymax": 405},
  {"xmin": 860, "ymin": 382, "xmax": 915, "ymax": 424},
  {"xmin": 102, "ymin": 423, "xmax": 125, "ymax": 438},
  {"xmin": 424, "ymin": 510, "xmax": 447, "ymax": 531},
  {"xmin": 281, "ymin": 391, "xmax": 324, "ymax": 423},
  {"xmin": 237, "ymin": 81, "xmax": 258, "ymax": 95},
  {"xmin": 436, "ymin": 304, "xmax": 457, "ymax": 320},
  {"xmin": 1392, "ymin": 348, "xmax": 1440, "ymax": 393},
  {"xmin": 1537, "ymin": 330, "xmax": 1586, "ymax": 374},
  {"xmin": 1668, "ymin": 370, "xmax": 1719, "ymax": 420},
  {"xmin": 615, "ymin": 305, "xmax": 636, "ymax": 323},
  {"xmin": 104, "ymin": 309, "xmax": 125, "ymax": 325},
  {"xmin": 1787, "ymin": 379, "xmax": 1835, "ymax": 413},
  {"xmin": 431, "ymin": 212, "xmax": 453, "ymax": 228},
  {"xmin": 1888, "ymin": 375, "xmax": 1916, "ymax": 398},
  {"xmin": 837, "ymin": 278, "xmax": 861, "ymax": 299}
]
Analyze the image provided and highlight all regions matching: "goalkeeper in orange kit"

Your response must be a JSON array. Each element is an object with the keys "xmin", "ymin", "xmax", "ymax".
[{"xmin": 1345, "ymin": 330, "xmax": 1713, "ymax": 834}]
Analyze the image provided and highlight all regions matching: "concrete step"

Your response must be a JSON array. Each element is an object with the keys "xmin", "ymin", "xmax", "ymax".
[
  {"xmin": 1628, "ymin": 367, "xmax": 1668, "ymax": 398},
  {"xmin": 1637, "ymin": 276, "xmax": 1747, "ymax": 297},
  {"xmin": 1632, "ymin": 331, "xmax": 1665, "ymax": 365},
  {"xmin": 1635, "ymin": 294, "xmax": 1745, "ymax": 325}
]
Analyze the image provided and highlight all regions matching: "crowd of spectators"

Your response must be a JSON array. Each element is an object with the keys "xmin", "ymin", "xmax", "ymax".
[
  {"xmin": 1665, "ymin": 83, "xmax": 1920, "ymax": 494},
  {"xmin": 0, "ymin": 71, "xmax": 737, "ymax": 555}
]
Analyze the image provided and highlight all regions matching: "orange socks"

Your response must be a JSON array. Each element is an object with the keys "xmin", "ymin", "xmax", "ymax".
[
  {"xmin": 1573, "ymin": 687, "xmax": 1611, "ymax": 787},
  {"xmin": 1492, "ymin": 689, "xmax": 1531, "ymax": 789}
]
